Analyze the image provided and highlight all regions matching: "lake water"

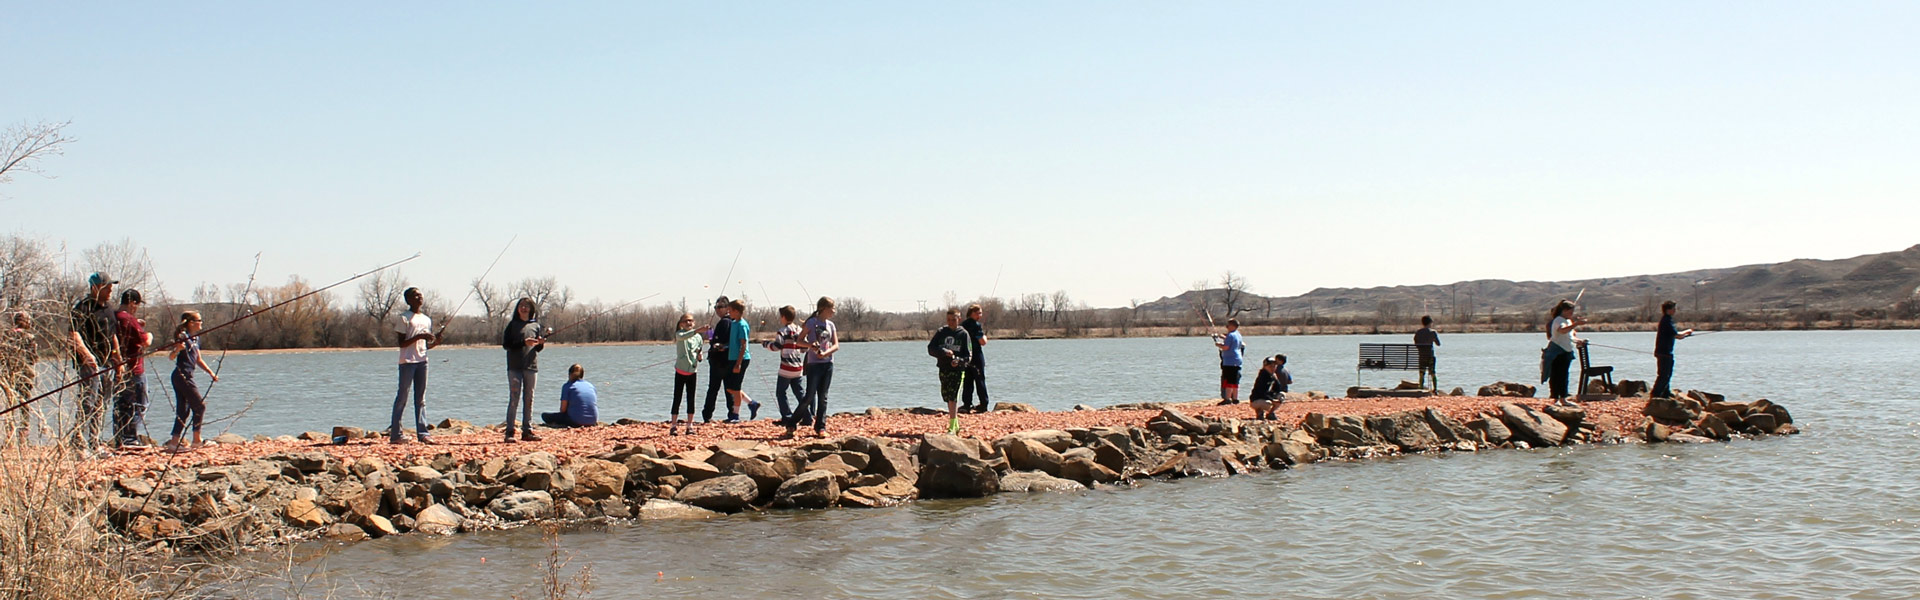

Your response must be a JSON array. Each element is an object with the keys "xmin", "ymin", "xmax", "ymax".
[{"xmin": 114, "ymin": 330, "xmax": 1920, "ymax": 598}]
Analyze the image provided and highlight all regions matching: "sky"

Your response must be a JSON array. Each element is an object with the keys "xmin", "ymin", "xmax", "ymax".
[{"xmin": 4, "ymin": 2, "xmax": 1917, "ymax": 313}]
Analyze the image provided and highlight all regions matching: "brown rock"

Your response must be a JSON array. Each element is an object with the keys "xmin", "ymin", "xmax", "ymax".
[
  {"xmin": 571, "ymin": 459, "xmax": 629, "ymax": 500},
  {"xmin": 324, "ymin": 522, "xmax": 370, "ymax": 541},
  {"xmin": 283, "ymin": 499, "xmax": 331, "ymax": 528}
]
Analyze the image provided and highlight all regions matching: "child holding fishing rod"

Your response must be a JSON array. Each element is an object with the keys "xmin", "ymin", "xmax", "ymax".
[
  {"xmin": 763, "ymin": 305, "xmax": 806, "ymax": 424},
  {"xmin": 502, "ymin": 297, "xmax": 547, "ymax": 443},
  {"xmin": 1541, "ymin": 299, "xmax": 1587, "ymax": 405},
  {"xmin": 669, "ymin": 313, "xmax": 704, "ymax": 435},
  {"xmin": 929, "ymin": 307, "xmax": 973, "ymax": 435},
  {"xmin": 786, "ymin": 296, "xmax": 839, "ymax": 439},
  {"xmin": 1214, "ymin": 319, "xmax": 1245, "ymax": 404},
  {"xmin": 161, "ymin": 310, "xmax": 217, "ymax": 452},
  {"xmin": 392, "ymin": 287, "xmax": 442, "ymax": 444},
  {"xmin": 721, "ymin": 299, "xmax": 755, "ymax": 424}
]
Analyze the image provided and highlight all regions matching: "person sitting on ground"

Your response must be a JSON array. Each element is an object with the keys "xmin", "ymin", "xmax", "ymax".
[
  {"xmin": 542, "ymin": 364, "xmax": 598, "ymax": 428},
  {"xmin": 1248, "ymin": 354, "xmax": 1292, "ymax": 420}
]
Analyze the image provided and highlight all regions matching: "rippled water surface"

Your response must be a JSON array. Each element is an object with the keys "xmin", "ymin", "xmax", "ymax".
[{"xmin": 209, "ymin": 330, "xmax": 1917, "ymax": 598}]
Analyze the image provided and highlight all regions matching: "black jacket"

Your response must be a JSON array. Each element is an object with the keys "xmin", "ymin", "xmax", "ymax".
[{"xmin": 928, "ymin": 326, "xmax": 972, "ymax": 371}]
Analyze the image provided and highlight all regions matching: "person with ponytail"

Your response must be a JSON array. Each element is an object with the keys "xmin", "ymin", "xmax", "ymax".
[{"xmin": 163, "ymin": 311, "xmax": 218, "ymax": 451}]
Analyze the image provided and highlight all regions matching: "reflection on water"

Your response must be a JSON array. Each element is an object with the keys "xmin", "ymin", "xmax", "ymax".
[{"xmin": 233, "ymin": 331, "xmax": 1919, "ymax": 598}]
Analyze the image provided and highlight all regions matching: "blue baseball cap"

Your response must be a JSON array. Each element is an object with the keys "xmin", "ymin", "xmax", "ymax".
[{"xmin": 88, "ymin": 272, "xmax": 117, "ymax": 287}]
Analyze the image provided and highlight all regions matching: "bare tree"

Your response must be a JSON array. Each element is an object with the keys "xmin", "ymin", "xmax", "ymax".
[
  {"xmin": 1219, "ymin": 271, "xmax": 1250, "ymax": 318},
  {"xmin": 81, "ymin": 239, "xmax": 158, "ymax": 294},
  {"xmin": 356, "ymin": 269, "xmax": 409, "ymax": 325},
  {"xmin": 0, "ymin": 234, "xmax": 59, "ymax": 309},
  {"xmin": 510, "ymin": 276, "xmax": 571, "ymax": 313},
  {"xmin": 1049, "ymin": 290, "xmax": 1072, "ymax": 323},
  {"xmin": 0, "ymin": 120, "xmax": 75, "ymax": 194},
  {"xmin": 470, "ymin": 278, "xmax": 503, "ymax": 320}
]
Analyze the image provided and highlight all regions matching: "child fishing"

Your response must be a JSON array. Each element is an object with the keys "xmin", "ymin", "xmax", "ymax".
[
  {"xmin": 162, "ymin": 311, "xmax": 218, "ymax": 452},
  {"xmin": 928, "ymin": 307, "xmax": 973, "ymax": 434},
  {"xmin": 669, "ymin": 313, "xmax": 703, "ymax": 435}
]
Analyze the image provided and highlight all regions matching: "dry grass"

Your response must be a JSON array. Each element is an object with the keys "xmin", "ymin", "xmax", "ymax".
[
  {"xmin": 515, "ymin": 524, "xmax": 594, "ymax": 600},
  {"xmin": 0, "ymin": 443, "xmax": 194, "ymax": 600}
]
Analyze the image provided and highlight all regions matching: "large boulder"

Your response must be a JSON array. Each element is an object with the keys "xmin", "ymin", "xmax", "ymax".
[
  {"xmin": 726, "ymin": 458, "xmax": 787, "ymax": 500},
  {"xmin": 674, "ymin": 474, "xmax": 759, "ymax": 512},
  {"xmin": 772, "ymin": 470, "xmax": 839, "ymax": 509},
  {"xmin": 1498, "ymin": 403, "xmax": 1568, "ymax": 447},
  {"xmin": 1148, "ymin": 447, "xmax": 1229, "ymax": 479},
  {"xmin": 917, "ymin": 436, "xmax": 1000, "ymax": 498},
  {"xmin": 999, "ymin": 471, "xmax": 1086, "ymax": 493},
  {"xmin": 1002, "ymin": 438, "xmax": 1065, "ymax": 476},
  {"xmin": 397, "ymin": 465, "xmax": 442, "ymax": 483},
  {"xmin": 1615, "ymin": 380, "xmax": 1649, "ymax": 398},
  {"xmin": 572, "ymin": 459, "xmax": 629, "ymax": 499},
  {"xmin": 1696, "ymin": 413, "xmax": 1733, "ymax": 440},
  {"xmin": 671, "ymin": 459, "xmax": 724, "ymax": 482},
  {"xmin": 996, "ymin": 430, "xmax": 1075, "ymax": 453},
  {"xmin": 624, "ymin": 455, "xmax": 678, "ymax": 482},
  {"xmin": 499, "ymin": 452, "xmax": 558, "ymax": 486},
  {"xmin": 282, "ymin": 499, "xmax": 331, "ymax": 528},
  {"xmin": 634, "ymin": 499, "xmax": 721, "ymax": 520},
  {"xmin": 1059, "ymin": 456, "xmax": 1120, "ymax": 485},
  {"xmin": 413, "ymin": 504, "xmax": 462, "ymax": 535},
  {"xmin": 1369, "ymin": 411, "xmax": 1439, "ymax": 451},
  {"xmin": 1542, "ymin": 404, "xmax": 1586, "ymax": 430},
  {"xmin": 1478, "ymin": 382, "xmax": 1536, "ymax": 398},
  {"xmin": 1467, "ymin": 416, "xmax": 1511, "ymax": 445},
  {"xmin": 840, "ymin": 477, "xmax": 919, "ymax": 508},
  {"xmin": 1644, "ymin": 397, "xmax": 1702, "ymax": 423},
  {"xmin": 1422, "ymin": 408, "xmax": 1473, "ymax": 445},
  {"xmin": 488, "ymin": 491, "xmax": 554, "ymax": 521},
  {"xmin": 1305, "ymin": 413, "xmax": 1382, "ymax": 447},
  {"xmin": 1157, "ymin": 408, "xmax": 1209, "ymax": 436}
]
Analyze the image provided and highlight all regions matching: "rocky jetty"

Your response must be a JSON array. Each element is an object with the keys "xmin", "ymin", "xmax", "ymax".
[{"xmin": 85, "ymin": 390, "xmax": 1799, "ymax": 550}]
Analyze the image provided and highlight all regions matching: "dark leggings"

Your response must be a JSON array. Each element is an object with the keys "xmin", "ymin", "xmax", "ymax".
[
  {"xmin": 701, "ymin": 360, "xmax": 728, "ymax": 421},
  {"xmin": 961, "ymin": 364, "xmax": 988, "ymax": 408},
  {"xmin": 671, "ymin": 371, "xmax": 698, "ymax": 418},
  {"xmin": 1549, "ymin": 352, "xmax": 1575, "ymax": 399},
  {"xmin": 169, "ymin": 370, "xmax": 204, "ymax": 439}
]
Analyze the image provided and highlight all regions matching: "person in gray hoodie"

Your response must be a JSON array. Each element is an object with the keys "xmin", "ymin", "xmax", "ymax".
[{"xmin": 502, "ymin": 297, "xmax": 547, "ymax": 443}]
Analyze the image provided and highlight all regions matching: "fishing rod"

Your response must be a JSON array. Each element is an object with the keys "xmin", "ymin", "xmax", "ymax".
[
  {"xmin": 989, "ymin": 264, "xmax": 1004, "ymax": 298},
  {"xmin": 716, "ymin": 248, "xmax": 742, "ymax": 297},
  {"xmin": 1166, "ymin": 271, "xmax": 1219, "ymax": 337},
  {"xmin": 541, "ymin": 293, "xmax": 661, "ymax": 339},
  {"xmin": 439, "ymin": 235, "xmax": 517, "ymax": 337},
  {"xmin": 1584, "ymin": 340, "xmax": 1653, "ymax": 356},
  {"xmin": 2, "ymin": 253, "xmax": 422, "ymax": 418}
]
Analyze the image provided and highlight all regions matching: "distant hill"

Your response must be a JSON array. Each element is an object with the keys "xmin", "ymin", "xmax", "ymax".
[{"xmin": 1139, "ymin": 244, "xmax": 1920, "ymax": 321}]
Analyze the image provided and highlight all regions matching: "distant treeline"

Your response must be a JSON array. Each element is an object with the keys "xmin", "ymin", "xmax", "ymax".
[{"xmin": 3, "ymin": 236, "xmax": 1914, "ymax": 356}]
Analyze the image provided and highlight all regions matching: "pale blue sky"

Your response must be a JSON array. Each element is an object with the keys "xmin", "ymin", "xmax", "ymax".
[{"xmin": 5, "ymin": 2, "xmax": 1917, "ymax": 312}]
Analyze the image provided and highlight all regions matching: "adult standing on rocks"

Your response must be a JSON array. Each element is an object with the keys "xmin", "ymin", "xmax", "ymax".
[
  {"xmin": 959, "ymin": 303, "xmax": 990, "ymax": 413},
  {"xmin": 110, "ymin": 289, "xmax": 153, "ymax": 449},
  {"xmin": 786, "ymin": 296, "xmax": 839, "ymax": 438},
  {"xmin": 929, "ymin": 307, "xmax": 973, "ymax": 435},
  {"xmin": 1414, "ymin": 315, "xmax": 1441, "ymax": 390},
  {"xmin": 1214, "ymin": 318, "xmax": 1245, "ymax": 404},
  {"xmin": 700, "ymin": 296, "xmax": 733, "ymax": 423},
  {"xmin": 1542, "ymin": 300, "xmax": 1586, "ymax": 405},
  {"xmin": 390, "ymin": 287, "xmax": 440, "ymax": 444},
  {"xmin": 1651, "ymin": 300, "xmax": 1694, "ymax": 399},
  {"xmin": 502, "ymin": 297, "xmax": 547, "ymax": 443},
  {"xmin": 67, "ymin": 272, "xmax": 121, "ymax": 455}
]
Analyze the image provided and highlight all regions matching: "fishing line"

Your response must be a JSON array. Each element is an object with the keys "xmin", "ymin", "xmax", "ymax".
[
  {"xmin": 3, "ymin": 253, "xmax": 423, "ymax": 419},
  {"xmin": 446, "ymin": 235, "xmax": 517, "ymax": 322}
]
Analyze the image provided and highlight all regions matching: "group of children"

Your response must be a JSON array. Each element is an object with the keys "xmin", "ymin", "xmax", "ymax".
[
  {"xmin": 665, "ymin": 295, "xmax": 842, "ymax": 439},
  {"xmin": 1212, "ymin": 317, "xmax": 1294, "ymax": 420}
]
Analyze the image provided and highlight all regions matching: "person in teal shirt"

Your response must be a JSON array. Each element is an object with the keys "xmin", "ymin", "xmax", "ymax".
[{"xmin": 722, "ymin": 299, "xmax": 754, "ymax": 423}]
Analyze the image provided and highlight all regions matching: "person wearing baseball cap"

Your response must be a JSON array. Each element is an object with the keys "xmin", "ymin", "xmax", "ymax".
[
  {"xmin": 111, "ymin": 288, "xmax": 154, "ymax": 448},
  {"xmin": 67, "ymin": 272, "xmax": 120, "ymax": 454}
]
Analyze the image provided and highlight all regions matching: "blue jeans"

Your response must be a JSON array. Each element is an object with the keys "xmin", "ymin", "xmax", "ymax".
[
  {"xmin": 791, "ymin": 362, "xmax": 834, "ymax": 429},
  {"xmin": 391, "ymin": 362, "xmax": 429, "ymax": 439},
  {"xmin": 112, "ymin": 373, "xmax": 150, "ymax": 445},
  {"xmin": 1652, "ymin": 354, "xmax": 1676, "ymax": 398},
  {"xmin": 506, "ymin": 369, "xmax": 537, "ymax": 431},
  {"xmin": 773, "ymin": 376, "xmax": 801, "ymax": 420},
  {"xmin": 72, "ymin": 363, "xmax": 113, "ymax": 450},
  {"xmin": 169, "ymin": 370, "xmax": 204, "ymax": 439}
]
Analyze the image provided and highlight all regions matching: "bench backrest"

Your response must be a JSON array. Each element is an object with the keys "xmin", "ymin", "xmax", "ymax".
[{"xmin": 1358, "ymin": 343, "xmax": 1421, "ymax": 369}]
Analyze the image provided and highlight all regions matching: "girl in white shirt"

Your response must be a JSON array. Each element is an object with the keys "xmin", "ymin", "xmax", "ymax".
[{"xmin": 1545, "ymin": 300, "xmax": 1586, "ymax": 404}]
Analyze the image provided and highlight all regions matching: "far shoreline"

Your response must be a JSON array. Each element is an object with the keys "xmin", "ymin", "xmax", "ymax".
[{"xmin": 212, "ymin": 319, "xmax": 1917, "ymax": 354}]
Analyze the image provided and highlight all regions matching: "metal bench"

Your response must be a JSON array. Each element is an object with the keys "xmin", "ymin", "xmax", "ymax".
[{"xmin": 1357, "ymin": 343, "xmax": 1422, "ymax": 385}]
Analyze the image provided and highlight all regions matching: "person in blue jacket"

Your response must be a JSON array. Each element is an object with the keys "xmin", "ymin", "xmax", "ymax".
[{"xmin": 542, "ymin": 364, "xmax": 598, "ymax": 428}]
